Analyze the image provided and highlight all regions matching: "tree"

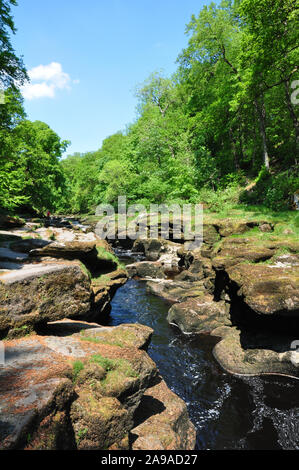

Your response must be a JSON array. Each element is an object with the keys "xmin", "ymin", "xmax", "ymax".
[
  {"xmin": 237, "ymin": 0, "xmax": 299, "ymax": 162},
  {"xmin": 11, "ymin": 120, "xmax": 69, "ymax": 213},
  {"xmin": 0, "ymin": 0, "xmax": 27, "ymax": 88}
]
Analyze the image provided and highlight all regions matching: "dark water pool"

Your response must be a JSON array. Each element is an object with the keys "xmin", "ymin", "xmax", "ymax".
[{"xmin": 107, "ymin": 278, "xmax": 299, "ymax": 450}]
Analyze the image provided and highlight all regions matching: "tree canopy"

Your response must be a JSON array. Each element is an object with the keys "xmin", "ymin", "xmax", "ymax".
[{"xmin": 1, "ymin": 0, "xmax": 298, "ymax": 215}]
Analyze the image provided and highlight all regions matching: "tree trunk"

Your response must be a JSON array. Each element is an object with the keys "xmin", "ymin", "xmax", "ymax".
[
  {"xmin": 284, "ymin": 79, "xmax": 299, "ymax": 165},
  {"xmin": 229, "ymin": 126, "xmax": 240, "ymax": 170},
  {"xmin": 254, "ymin": 97, "xmax": 270, "ymax": 169}
]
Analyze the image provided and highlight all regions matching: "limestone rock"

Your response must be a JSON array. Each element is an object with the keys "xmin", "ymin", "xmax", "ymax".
[
  {"xmin": 167, "ymin": 295, "xmax": 231, "ymax": 335},
  {"xmin": 90, "ymin": 269, "xmax": 128, "ymax": 319},
  {"xmin": 227, "ymin": 263, "xmax": 299, "ymax": 316},
  {"xmin": 0, "ymin": 215, "xmax": 25, "ymax": 229},
  {"xmin": 212, "ymin": 238, "xmax": 275, "ymax": 270},
  {"xmin": 0, "ymin": 324, "xmax": 160, "ymax": 450},
  {"xmin": 0, "ymin": 261, "xmax": 92, "ymax": 336},
  {"xmin": 212, "ymin": 326, "xmax": 299, "ymax": 378},
  {"xmin": 131, "ymin": 378, "xmax": 196, "ymax": 450},
  {"xmin": 127, "ymin": 261, "xmax": 166, "ymax": 279},
  {"xmin": 30, "ymin": 240, "xmax": 97, "ymax": 261},
  {"xmin": 147, "ymin": 279, "xmax": 206, "ymax": 304},
  {"xmin": 78, "ymin": 323, "xmax": 153, "ymax": 350}
]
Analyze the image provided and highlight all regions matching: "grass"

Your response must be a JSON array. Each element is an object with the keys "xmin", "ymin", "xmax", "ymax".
[
  {"xmin": 96, "ymin": 246, "xmax": 126, "ymax": 270},
  {"xmin": 79, "ymin": 261, "xmax": 92, "ymax": 280},
  {"xmin": 90, "ymin": 274, "xmax": 110, "ymax": 285},
  {"xmin": 89, "ymin": 354, "xmax": 138, "ymax": 378},
  {"xmin": 72, "ymin": 360, "xmax": 85, "ymax": 383},
  {"xmin": 76, "ymin": 428, "xmax": 88, "ymax": 444}
]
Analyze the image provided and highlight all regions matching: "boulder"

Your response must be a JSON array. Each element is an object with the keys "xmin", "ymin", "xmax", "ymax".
[
  {"xmin": 202, "ymin": 224, "xmax": 220, "ymax": 245},
  {"xmin": 0, "ymin": 323, "xmax": 160, "ymax": 450},
  {"xmin": 0, "ymin": 215, "xmax": 25, "ymax": 229},
  {"xmin": 212, "ymin": 240, "xmax": 275, "ymax": 271},
  {"xmin": 210, "ymin": 219, "xmax": 273, "ymax": 238},
  {"xmin": 91, "ymin": 269, "xmax": 128, "ymax": 319},
  {"xmin": 147, "ymin": 279, "xmax": 206, "ymax": 304},
  {"xmin": 227, "ymin": 263, "xmax": 299, "ymax": 316},
  {"xmin": 167, "ymin": 295, "xmax": 231, "ymax": 335},
  {"xmin": 212, "ymin": 326, "xmax": 299, "ymax": 378},
  {"xmin": 127, "ymin": 261, "xmax": 166, "ymax": 279},
  {"xmin": 30, "ymin": 240, "xmax": 118, "ymax": 272},
  {"xmin": 0, "ymin": 261, "xmax": 92, "ymax": 337},
  {"xmin": 30, "ymin": 240, "xmax": 97, "ymax": 260},
  {"xmin": 131, "ymin": 378, "xmax": 196, "ymax": 450},
  {"xmin": 78, "ymin": 323, "xmax": 153, "ymax": 350},
  {"xmin": 133, "ymin": 238, "xmax": 181, "ymax": 263}
]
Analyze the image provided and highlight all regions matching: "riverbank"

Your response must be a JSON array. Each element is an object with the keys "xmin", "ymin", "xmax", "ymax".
[
  {"xmin": 0, "ymin": 210, "xmax": 298, "ymax": 449},
  {"xmin": 0, "ymin": 216, "xmax": 195, "ymax": 450}
]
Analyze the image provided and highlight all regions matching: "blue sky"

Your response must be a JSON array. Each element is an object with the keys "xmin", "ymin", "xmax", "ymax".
[{"xmin": 12, "ymin": 0, "xmax": 209, "ymax": 157}]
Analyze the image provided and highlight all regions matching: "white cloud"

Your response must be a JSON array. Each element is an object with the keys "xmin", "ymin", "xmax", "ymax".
[{"xmin": 21, "ymin": 62, "xmax": 77, "ymax": 100}]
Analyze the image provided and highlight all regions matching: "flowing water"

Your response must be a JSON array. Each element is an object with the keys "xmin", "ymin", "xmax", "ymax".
[{"xmin": 107, "ymin": 252, "xmax": 299, "ymax": 450}]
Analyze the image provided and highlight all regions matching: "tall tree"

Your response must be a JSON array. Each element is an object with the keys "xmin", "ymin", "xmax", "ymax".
[{"xmin": 0, "ymin": 0, "xmax": 27, "ymax": 89}]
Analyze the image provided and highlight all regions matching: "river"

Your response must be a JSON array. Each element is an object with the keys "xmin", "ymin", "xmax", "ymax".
[{"xmin": 105, "ymin": 252, "xmax": 299, "ymax": 449}]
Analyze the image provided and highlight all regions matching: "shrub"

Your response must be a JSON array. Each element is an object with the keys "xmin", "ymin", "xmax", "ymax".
[{"xmin": 239, "ymin": 168, "xmax": 299, "ymax": 211}]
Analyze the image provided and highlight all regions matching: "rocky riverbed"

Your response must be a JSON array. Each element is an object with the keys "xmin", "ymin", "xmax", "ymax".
[
  {"xmin": 0, "ymin": 213, "xmax": 298, "ymax": 450},
  {"xmin": 124, "ymin": 217, "xmax": 299, "ymax": 379},
  {"xmin": 0, "ymin": 216, "xmax": 195, "ymax": 450}
]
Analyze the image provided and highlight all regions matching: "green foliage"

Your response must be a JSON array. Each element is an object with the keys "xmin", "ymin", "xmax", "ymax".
[
  {"xmin": 0, "ymin": 0, "xmax": 28, "ymax": 88},
  {"xmin": 199, "ymin": 184, "xmax": 241, "ymax": 212},
  {"xmin": 0, "ymin": 0, "xmax": 297, "ymax": 216},
  {"xmin": 72, "ymin": 361, "xmax": 85, "ymax": 383},
  {"xmin": 89, "ymin": 354, "xmax": 138, "ymax": 378},
  {"xmin": 240, "ymin": 167, "xmax": 299, "ymax": 211}
]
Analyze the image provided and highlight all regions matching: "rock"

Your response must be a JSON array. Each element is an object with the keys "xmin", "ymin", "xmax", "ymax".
[
  {"xmin": 283, "ymin": 228, "xmax": 294, "ymax": 235},
  {"xmin": 212, "ymin": 326, "xmax": 299, "ymax": 378},
  {"xmin": 30, "ymin": 240, "xmax": 118, "ymax": 272},
  {"xmin": 167, "ymin": 295, "xmax": 231, "ymax": 335},
  {"xmin": 259, "ymin": 223, "xmax": 273, "ymax": 233},
  {"xmin": 0, "ymin": 336, "xmax": 75, "ymax": 449},
  {"xmin": 71, "ymin": 394, "xmax": 132, "ymax": 450},
  {"xmin": 90, "ymin": 269, "xmax": 128, "ymax": 319},
  {"xmin": 202, "ymin": 224, "xmax": 220, "ymax": 245},
  {"xmin": 133, "ymin": 238, "xmax": 163, "ymax": 261},
  {"xmin": 0, "ymin": 324, "xmax": 161, "ymax": 450},
  {"xmin": 175, "ymin": 251, "xmax": 216, "ymax": 293},
  {"xmin": 147, "ymin": 279, "xmax": 206, "ymax": 304},
  {"xmin": 174, "ymin": 270, "xmax": 204, "ymax": 282},
  {"xmin": 227, "ymin": 263, "xmax": 299, "ymax": 316},
  {"xmin": 131, "ymin": 378, "xmax": 196, "ymax": 450},
  {"xmin": 273, "ymin": 254, "xmax": 299, "ymax": 267},
  {"xmin": 79, "ymin": 323, "xmax": 153, "ymax": 350},
  {"xmin": 30, "ymin": 240, "xmax": 97, "ymax": 260},
  {"xmin": 10, "ymin": 238, "xmax": 50, "ymax": 253},
  {"xmin": 0, "ymin": 247, "xmax": 28, "ymax": 263},
  {"xmin": 210, "ymin": 219, "xmax": 273, "ymax": 237},
  {"xmin": 216, "ymin": 221, "xmax": 249, "ymax": 238},
  {"xmin": 0, "ymin": 215, "xmax": 25, "ymax": 229},
  {"xmin": 212, "ymin": 238, "xmax": 275, "ymax": 270},
  {"xmin": 133, "ymin": 238, "xmax": 181, "ymax": 264},
  {"xmin": 127, "ymin": 261, "xmax": 166, "ymax": 279},
  {"xmin": 0, "ymin": 261, "xmax": 92, "ymax": 336},
  {"xmin": 96, "ymin": 239, "xmax": 114, "ymax": 254}
]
